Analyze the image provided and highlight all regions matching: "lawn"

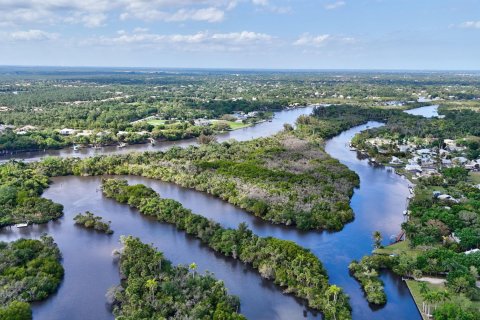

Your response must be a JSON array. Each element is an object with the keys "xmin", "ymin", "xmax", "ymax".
[
  {"xmin": 469, "ymin": 171, "xmax": 480, "ymax": 184},
  {"xmin": 210, "ymin": 120, "xmax": 252, "ymax": 130},
  {"xmin": 374, "ymin": 240, "xmax": 424, "ymax": 258},
  {"xmin": 406, "ymin": 280, "xmax": 480, "ymax": 320},
  {"xmin": 147, "ymin": 119, "xmax": 168, "ymax": 126}
]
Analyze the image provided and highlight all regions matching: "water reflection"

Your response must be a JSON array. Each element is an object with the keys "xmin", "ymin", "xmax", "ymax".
[{"xmin": 0, "ymin": 118, "xmax": 422, "ymax": 320}]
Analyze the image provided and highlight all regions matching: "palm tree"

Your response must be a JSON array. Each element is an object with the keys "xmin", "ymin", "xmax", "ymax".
[
  {"xmin": 145, "ymin": 278, "xmax": 158, "ymax": 304},
  {"xmin": 373, "ymin": 231, "xmax": 382, "ymax": 249},
  {"xmin": 325, "ymin": 285, "xmax": 342, "ymax": 320},
  {"xmin": 189, "ymin": 262, "xmax": 197, "ymax": 278},
  {"xmin": 419, "ymin": 282, "xmax": 430, "ymax": 315}
]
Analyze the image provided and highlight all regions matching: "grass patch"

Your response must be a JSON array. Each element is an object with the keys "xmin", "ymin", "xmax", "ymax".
[
  {"xmin": 469, "ymin": 172, "xmax": 480, "ymax": 184},
  {"xmin": 406, "ymin": 280, "xmax": 480, "ymax": 320},
  {"xmin": 211, "ymin": 119, "xmax": 251, "ymax": 130},
  {"xmin": 147, "ymin": 119, "xmax": 168, "ymax": 126},
  {"xmin": 374, "ymin": 240, "xmax": 424, "ymax": 258}
]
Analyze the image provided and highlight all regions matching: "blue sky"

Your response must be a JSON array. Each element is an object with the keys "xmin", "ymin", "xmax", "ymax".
[{"xmin": 0, "ymin": 0, "xmax": 479, "ymax": 70}]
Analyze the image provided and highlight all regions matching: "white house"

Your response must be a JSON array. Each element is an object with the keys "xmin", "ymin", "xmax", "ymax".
[
  {"xmin": 464, "ymin": 248, "xmax": 480, "ymax": 255},
  {"xmin": 194, "ymin": 119, "xmax": 211, "ymax": 126},
  {"xmin": 406, "ymin": 164, "xmax": 422, "ymax": 173},
  {"xmin": 60, "ymin": 128, "xmax": 76, "ymax": 135}
]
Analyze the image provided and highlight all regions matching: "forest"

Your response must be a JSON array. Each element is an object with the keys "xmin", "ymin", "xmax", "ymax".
[
  {"xmin": 111, "ymin": 236, "xmax": 245, "ymax": 320},
  {"xmin": 32, "ymin": 125, "xmax": 359, "ymax": 231},
  {"xmin": 102, "ymin": 178, "xmax": 352, "ymax": 320},
  {"xmin": 0, "ymin": 161, "xmax": 63, "ymax": 227},
  {"xmin": 2, "ymin": 68, "xmax": 480, "ymax": 153},
  {"xmin": 0, "ymin": 236, "xmax": 64, "ymax": 320}
]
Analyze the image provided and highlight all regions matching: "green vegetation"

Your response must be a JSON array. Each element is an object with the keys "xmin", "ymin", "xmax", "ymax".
[
  {"xmin": 405, "ymin": 174, "xmax": 480, "ymax": 250},
  {"xmin": 406, "ymin": 280, "xmax": 480, "ymax": 320},
  {"xmin": 2, "ymin": 68, "xmax": 479, "ymax": 153},
  {"xmin": 41, "ymin": 127, "xmax": 359, "ymax": 231},
  {"xmin": 0, "ymin": 161, "xmax": 63, "ymax": 227},
  {"xmin": 102, "ymin": 179, "xmax": 352, "ymax": 319},
  {"xmin": 348, "ymin": 233, "xmax": 391, "ymax": 305},
  {"xmin": 349, "ymin": 255, "xmax": 391, "ymax": 305},
  {"xmin": 73, "ymin": 211, "xmax": 113, "ymax": 234},
  {"xmin": 0, "ymin": 301, "xmax": 32, "ymax": 320},
  {"xmin": 0, "ymin": 236, "xmax": 64, "ymax": 319},
  {"xmin": 111, "ymin": 236, "xmax": 245, "ymax": 320},
  {"xmin": 329, "ymin": 103, "xmax": 480, "ymax": 313}
]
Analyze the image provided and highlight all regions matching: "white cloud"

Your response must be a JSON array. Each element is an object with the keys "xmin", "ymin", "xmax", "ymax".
[
  {"xmin": 460, "ymin": 21, "xmax": 480, "ymax": 29},
  {"xmin": 324, "ymin": 1, "xmax": 346, "ymax": 10},
  {"xmin": 252, "ymin": 0, "xmax": 269, "ymax": 5},
  {"xmin": 81, "ymin": 13, "xmax": 108, "ymax": 28},
  {"xmin": 294, "ymin": 34, "xmax": 331, "ymax": 47},
  {"xmin": 164, "ymin": 7, "xmax": 225, "ymax": 22},
  {"xmin": 9, "ymin": 29, "xmax": 59, "ymax": 41},
  {"xmin": 293, "ymin": 33, "xmax": 357, "ymax": 48},
  {"xmin": 0, "ymin": 0, "xmax": 245, "ymax": 27},
  {"xmin": 85, "ymin": 30, "xmax": 274, "ymax": 51}
]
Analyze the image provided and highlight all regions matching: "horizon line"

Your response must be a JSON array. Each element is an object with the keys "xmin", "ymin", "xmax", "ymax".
[{"xmin": 1, "ymin": 64, "xmax": 480, "ymax": 73}]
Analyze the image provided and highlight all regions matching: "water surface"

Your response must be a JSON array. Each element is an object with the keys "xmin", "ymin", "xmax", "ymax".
[
  {"xmin": 0, "ymin": 114, "xmax": 422, "ymax": 320},
  {"xmin": 0, "ymin": 107, "xmax": 314, "ymax": 164},
  {"xmin": 404, "ymin": 105, "xmax": 439, "ymax": 118}
]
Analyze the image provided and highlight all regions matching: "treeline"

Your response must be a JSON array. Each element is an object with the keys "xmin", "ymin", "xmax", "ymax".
[
  {"xmin": 348, "ymin": 255, "xmax": 392, "ymax": 305},
  {"xmin": 102, "ymin": 179, "xmax": 352, "ymax": 320},
  {"xmin": 0, "ymin": 236, "xmax": 64, "ymax": 320},
  {"xmin": 405, "ymin": 171, "xmax": 480, "ymax": 250},
  {"xmin": 111, "ymin": 236, "xmax": 245, "ymax": 319},
  {"xmin": 0, "ymin": 161, "xmax": 63, "ymax": 227},
  {"xmin": 187, "ymin": 99, "xmax": 290, "ymax": 116},
  {"xmin": 34, "ymin": 128, "xmax": 359, "ymax": 231},
  {"xmin": 348, "ymin": 248, "xmax": 480, "ymax": 315}
]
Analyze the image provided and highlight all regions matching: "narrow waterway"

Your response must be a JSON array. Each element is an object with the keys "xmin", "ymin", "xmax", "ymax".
[
  {"xmin": 0, "ymin": 106, "xmax": 436, "ymax": 319},
  {"xmin": 0, "ymin": 106, "xmax": 315, "ymax": 164}
]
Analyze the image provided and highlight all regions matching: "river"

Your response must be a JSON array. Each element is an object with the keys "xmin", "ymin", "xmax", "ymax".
[
  {"xmin": 404, "ymin": 105, "xmax": 439, "ymax": 118},
  {"xmin": 0, "ymin": 107, "xmax": 315, "ymax": 164},
  {"xmin": 0, "ymin": 106, "xmax": 431, "ymax": 319}
]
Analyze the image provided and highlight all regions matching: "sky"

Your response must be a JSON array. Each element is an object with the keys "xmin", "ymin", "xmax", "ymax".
[{"xmin": 0, "ymin": 0, "xmax": 479, "ymax": 70}]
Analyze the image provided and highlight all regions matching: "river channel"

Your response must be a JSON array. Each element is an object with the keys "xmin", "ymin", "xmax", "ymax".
[{"xmin": 0, "ymin": 106, "xmax": 434, "ymax": 319}]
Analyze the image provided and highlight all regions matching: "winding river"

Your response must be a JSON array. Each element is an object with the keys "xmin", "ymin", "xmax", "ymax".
[
  {"xmin": 0, "ymin": 107, "xmax": 315, "ymax": 164},
  {"xmin": 0, "ymin": 106, "xmax": 427, "ymax": 319}
]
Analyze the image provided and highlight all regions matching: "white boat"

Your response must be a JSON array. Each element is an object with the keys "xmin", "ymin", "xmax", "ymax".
[
  {"xmin": 118, "ymin": 142, "xmax": 127, "ymax": 148},
  {"xmin": 73, "ymin": 145, "xmax": 80, "ymax": 151},
  {"xmin": 15, "ymin": 223, "xmax": 28, "ymax": 228}
]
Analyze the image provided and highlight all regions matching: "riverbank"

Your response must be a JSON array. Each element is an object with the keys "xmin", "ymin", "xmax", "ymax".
[
  {"xmin": 0, "ymin": 106, "xmax": 315, "ymax": 164},
  {"xmin": 345, "ymin": 105, "xmax": 480, "ymax": 319},
  {"xmin": 0, "ymin": 112, "xmax": 422, "ymax": 320}
]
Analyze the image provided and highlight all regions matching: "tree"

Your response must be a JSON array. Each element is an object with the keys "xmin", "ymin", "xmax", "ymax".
[
  {"xmin": 433, "ymin": 302, "xmax": 477, "ymax": 320},
  {"xmin": 198, "ymin": 134, "xmax": 217, "ymax": 145},
  {"xmin": 145, "ymin": 279, "xmax": 158, "ymax": 304},
  {"xmin": 372, "ymin": 231, "xmax": 383, "ymax": 249},
  {"xmin": 189, "ymin": 262, "xmax": 198, "ymax": 278},
  {"xmin": 0, "ymin": 301, "xmax": 32, "ymax": 320},
  {"xmin": 325, "ymin": 285, "xmax": 342, "ymax": 320}
]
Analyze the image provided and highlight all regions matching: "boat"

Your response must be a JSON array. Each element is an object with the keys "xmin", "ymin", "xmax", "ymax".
[
  {"xmin": 118, "ymin": 142, "xmax": 127, "ymax": 148},
  {"xmin": 73, "ymin": 145, "xmax": 80, "ymax": 151},
  {"xmin": 93, "ymin": 144, "xmax": 101, "ymax": 149},
  {"xmin": 15, "ymin": 223, "xmax": 29, "ymax": 228}
]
